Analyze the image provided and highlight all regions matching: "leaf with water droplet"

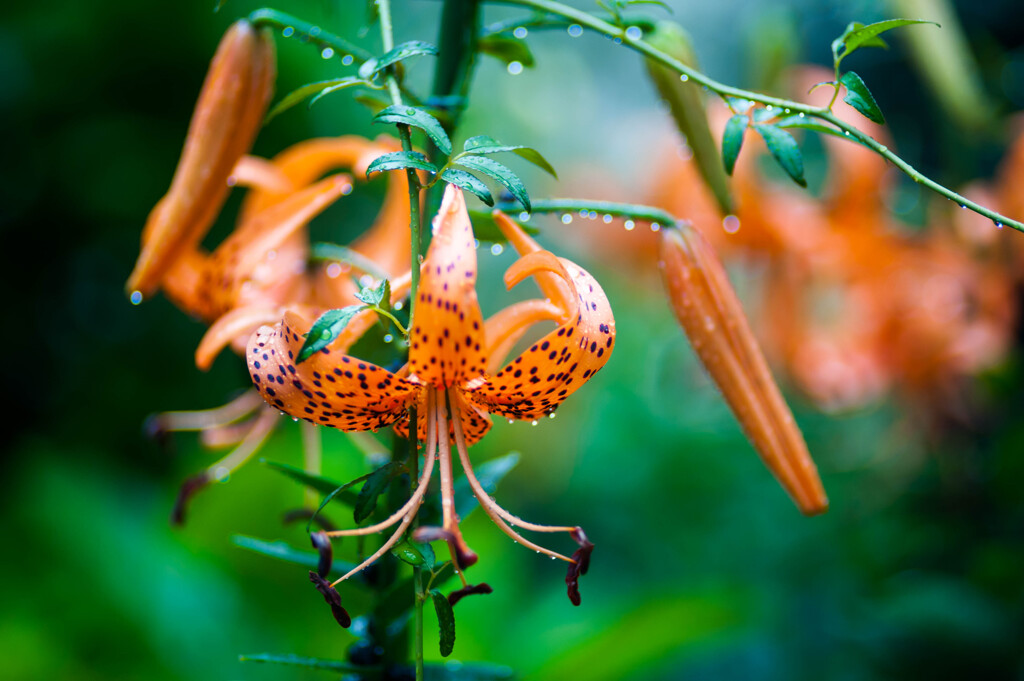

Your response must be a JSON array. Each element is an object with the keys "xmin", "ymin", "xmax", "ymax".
[
  {"xmin": 462, "ymin": 136, "xmax": 557, "ymax": 178},
  {"xmin": 441, "ymin": 168, "xmax": 494, "ymax": 206},
  {"xmin": 755, "ymin": 123, "xmax": 806, "ymax": 187},
  {"xmin": 358, "ymin": 40, "xmax": 438, "ymax": 80},
  {"xmin": 391, "ymin": 539, "xmax": 436, "ymax": 568},
  {"xmin": 466, "ymin": 211, "xmax": 540, "ymax": 243},
  {"xmin": 478, "ymin": 36, "xmax": 535, "ymax": 68},
  {"xmin": 839, "ymin": 71, "xmax": 885, "ymax": 124},
  {"xmin": 298, "ymin": 305, "xmax": 366, "ymax": 362},
  {"xmin": 454, "ymin": 155, "xmax": 531, "ymax": 212},
  {"xmin": 354, "ymin": 461, "xmax": 403, "ymax": 523},
  {"xmin": 373, "ymin": 105, "xmax": 452, "ymax": 156},
  {"xmin": 431, "ymin": 588, "xmax": 456, "ymax": 657},
  {"xmin": 354, "ymin": 278, "xmax": 390, "ymax": 308},
  {"xmin": 264, "ymin": 78, "xmax": 366, "ymax": 124},
  {"xmin": 722, "ymin": 114, "xmax": 748, "ymax": 175},
  {"xmin": 366, "ymin": 151, "xmax": 438, "ymax": 179}
]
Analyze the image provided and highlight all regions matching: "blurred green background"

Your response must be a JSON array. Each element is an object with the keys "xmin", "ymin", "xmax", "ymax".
[{"xmin": 3, "ymin": 0, "xmax": 1024, "ymax": 679}]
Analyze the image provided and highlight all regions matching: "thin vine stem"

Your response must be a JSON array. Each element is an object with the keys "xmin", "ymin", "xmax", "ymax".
[
  {"xmin": 492, "ymin": 0, "xmax": 1024, "ymax": 233},
  {"xmin": 248, "ymin": 9, "xmax": 374, "ymax": 62},
  {"xmin": 494, "ymin": 198, "xmax": 680, "ymax": 227}
]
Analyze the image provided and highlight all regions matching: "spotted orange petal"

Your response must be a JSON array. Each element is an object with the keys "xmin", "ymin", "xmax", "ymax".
[
  {"xmin": 407, "ymin": 186, "xmax": 487, "ymax": 388},
  {"xmin": 468, "ymin": 250, "xmax": 615, "ymax": 420},
  {"xmin": 247, "ymin": 311, "xmax": 416, "ymax": 429}
]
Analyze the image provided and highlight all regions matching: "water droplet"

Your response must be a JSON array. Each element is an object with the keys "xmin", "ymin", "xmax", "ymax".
[
  {"xmin": 531, "ymin": 420, "xmax": 538, "ymax": 426},
  {"xmin": 784, "ymin": 108, "xmax": 791, "ymax": 114},
  {"xmin": 321, "ymin": 47, "xmax": 335, "ymax": 59},
  {"xmin": 491, "ymin": 243, "xmax": 504, "ymax": 255},
  {"xmin": 292, "ymin": 417, "xmax": 299, "ymax": 422},
  {"xmin": 282, "ymin": 26, "xmax": 294, "ymax": 37},
  {"xmin": 226, "ymin": 175, "xmax": 237, "ymax": 187},
  {"xmin": 602, "ymin": 214, "xmax": 613, "ymax": 224},
  {"xmin": 383, "ymin": 334, "xmax": 394, "ymax": 343},
  {"xmin": 958, "ymin": 203, "xmax": 966, "ymax": 209},
  {"xmin": 394, "ymin": 301, "xmax": 404, "ymax": 311},
  {"xmin": 341, "ymin": 55, "xmax": 354, "ymax": 66},
  {"xmin": 325, "ymin": 263, "xmax": 341, "ymax": 279},
  {"xmin": 474, "ymin": 239, "xmax": 481, "ymax": 249},
  {"xmin": 561, "ymin": 213, "xmax": 573, "ymax": 224},
  {"xmin": 359, "ymin": 274, "xmax": 374, "ymax": 287},
  {"xmin": 213, "ymin": 466, "xmax": 231, "ymax": 482},
  {"xmin": 508, "ymin": 419, "xmax": 515, "ymax": 424},
  {"xmin": 765, "ymin": 104, "xmax": 773, "ymax": 111},
  {"xmin": 679, "ymin": 74, "xmax": 689, "ymax": 82},
  {"xmin": 878, "ymin": 145, "xmax": 887, "ymax": 152},
  {"xmin": 513, "ymin": 27, "xmax": 528, "ymax": 39},
  {"xmin": 624, "ymin": 220, "xmax": 635, "ymax": 231},
  {"xmin": 798, "ymin": 112, "xmax": 806, "ymax": 118},
  {"xmin": 578, "ymin": 209, "xmax": 589, "ymax": 218},
  {"xmin": 650, "ymin": 222, "xmax": 661, "ymax": 232},
  {"xmin": 625, "ymin": 26, "xmax": 642, "ymax": 40},
  {"xmin": 722, "ymin": 215, "xmax": 741, "ymax": 234},
  {"xmin": 507, "ymin": 61, "xmax": 524, "ymax": 75},
  {"xmin": 844, "ymin": 131, "xmax": 851, "ymax": 136},
  {"xmin": 587, "ymin": 210, "xmax": 598, "ymax": 220},
  {"xmin": 548, "ymin": 412, "xmax": 556, "ymax": 419},
  {"xmin": 308, "ymin": 26, "xmax": 321, "ymax": 37},
  {"xmin": 320, "ymin": 329, "xmax": 333, "ymax": 340},
  {"xmin": 129, "ymin": 290, "xmax": 143, "ymax": 305},
  {"xmin": 341, "ymin": 183, "xmax": 353, "ymax": 196},
  {"xmin": 568, "ymin": 24, "xmax": 583, "ymax": 37},
  {"xmin": 518, "ymin": 211, "xmax": 530, "ymax": 221},
  {"xmin": 995, "ymin": 221, "xmax": 1003, "ymax": 229}
]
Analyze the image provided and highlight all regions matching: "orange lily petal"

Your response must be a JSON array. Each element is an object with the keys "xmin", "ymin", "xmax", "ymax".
[
  {"xmin": 483, "ymin": 299, "xmax": 564, "ymax": 373},
  {"xmin": 247, "ymin": 311, "xmax": 416, "ymax": 429},
  {"xmin": 492, "ymin": 211, "xmax": 573, "ymax": 312},
  {"xmin": 195, "ymin": 304, "xmax": 296, "ymax": 371},
  {"xmin": 408, "ymin": 186, "xmax": 487, "ymax": 388},
  {"xmin": 468, "ymin": 250, "xmax": 615, "ymax": 420},
  {"xmin": 230, "ymin": 155, "xmax": 293, "ymax": 193},
  {"xmin": 659, "ymin": 225, "xmax": 828, "ymax": 515},
  {"xmin": 128, "ymin": 20, "xmax": 274, "ymax": 297}
]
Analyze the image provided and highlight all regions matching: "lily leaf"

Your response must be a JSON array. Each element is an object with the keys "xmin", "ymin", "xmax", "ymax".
[
  {"xmin": 265, "ymin": 78, "xmax": 363, "ymax": 123},
  {"xmin": 463, "ymin": 135, "xmax": 558, "ymax": 178},
  {"xmin": 298, "ymin": 305, "xmax": 366, "ymax": 362},
  {"xmin": 354, "ymin": 461, "xmax": 403, "ymax": 523},
  {"xmin": 454, "ymin": 155, "xmax": 531, "ymax": 212},
  {"xmin": 831, "ymin": 19, "xmax": 939, "ymax": 65},
  {"xmin": 839, "ymin": 71, "xmax": 885, "ymax": 124},
  {"xmin": 261, "ymin": 460, "xmax": 357, "ymax": 501},
  {"xmin": 231, "ymin": 535, "xmax": 357, "ymax": 575},
  {"xmin": 366, "ymin": 151, "xmax": 438, "ymax": 178},
  {"xmin": 358, "ymin": 40, "xmax": 438, "ymax": 80},
  {"xmin": 755, "ymin": 123, "xmax": 806, "ymax": 187},
  {"xmin": 721, "ymin": 114, "xmax": 748, "ymax": 175},
  {"xmin": 354, "ymin": 278, "xmax": 390, "ymax": 307},
  {"xmin": 374, "ymin": 105, "xmax": 452, "ymax": 156},
  {"xmin": 431, "ymin": 588, "xmax": 456, "ymax": 657},
  {"xmin": 238, "ymin": 653, "xmax": 363, "ymax": 673},
  {"xmin": 391, "ymin": 540, "xmax": 436, "ymax": 568},
  {"xmin": 441, "ymin": 168, "xmax": 494, "ymax": 206}
]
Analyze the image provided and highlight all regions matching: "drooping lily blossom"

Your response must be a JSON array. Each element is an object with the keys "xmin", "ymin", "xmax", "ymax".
[
  {"xmin": 660, "ymin": 225, "xmax": 828, "ymax": 515},
  {"xmin": 246, "ymin": 185, "xmax": 614, "ymax": 605},
  {"xmin": 128, "ymin": 19, "xmax": 275, "ymax": 298}
]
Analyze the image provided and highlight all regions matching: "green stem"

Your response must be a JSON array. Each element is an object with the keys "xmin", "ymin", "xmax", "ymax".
[
  {"xmin": 375, "ymin": 0, "xmax": 424, "ymax": 318},
  {"xmin": 372, "ymin": 307, "xmax": 409, "ymax": 337},
  {"xmin": 494, "ymin": 198, "xmax": 679, "ymax": 227},
  {"xmin": 248, "ymin": 9, "xmax": 374, "ymax": 62},
  {"xmin": 407, "ymin": 407, "xmax": 425, "ymax": 681},
  {"xmin": 491, "ymin": 0, "xmax": 1024, "ymax": 233}
]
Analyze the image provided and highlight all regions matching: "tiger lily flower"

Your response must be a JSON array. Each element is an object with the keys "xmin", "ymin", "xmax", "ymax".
[
  {"xmin": 660, "ymin": 224, "xmax": 828, "ymax": 515},
  {"xmin": 246, "ymin": 185, "xmax": 613, "ymax": 605}
]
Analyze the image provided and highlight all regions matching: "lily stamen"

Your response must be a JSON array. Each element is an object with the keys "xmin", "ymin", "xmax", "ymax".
[{"xmin": 146, "ymin": 389, "xmax": 265, "ymax": 435}]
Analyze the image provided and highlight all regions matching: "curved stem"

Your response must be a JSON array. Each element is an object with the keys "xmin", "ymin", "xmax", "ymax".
[
  {"xmin": 492, "ymin": 0, "xmax": 1024, "ymax": 233},
  {"xmin": 494, "ymin": 198, "xmax": 680, "ymax": 227},
  {"xmin": 249, "ymin": 9, "xmax": 374, "ymax": 62}
]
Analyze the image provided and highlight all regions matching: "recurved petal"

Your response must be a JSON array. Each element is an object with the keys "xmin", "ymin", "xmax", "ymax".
[
  {"xmin": 407, "ymin": 186, "xmax": 487, "ymax": 388},
  {"xmin": 659, "ymin": 225, "xmax": 828, "ymax": 516},
  {"xmin": 128, "ymin": 20, "xmax": 274, "ymax": 297},
  {"xmin": 492, "ymin": 211, "xmax": 572, "ymax": 313},
  {"xmin": 468, "ymin": 251, "xmax": 615, "ymax": 420},
  {"xmin": 247, "ymin": 311, "xmax": 416, "ymax": 430}
]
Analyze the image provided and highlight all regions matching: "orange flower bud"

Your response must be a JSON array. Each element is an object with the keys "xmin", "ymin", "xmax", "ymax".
[
  {"xmin": 659, "ymin": 225, "xmax": 828, "ymax": 515},
  {"xmin": 127, "ymin": 19, "xmax": 276, "ymax": 298}
]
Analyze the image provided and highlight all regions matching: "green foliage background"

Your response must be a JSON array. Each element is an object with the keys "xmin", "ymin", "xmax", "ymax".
[{"xmin": 2, "ymin": 1, "xmax": 1023, "ymax": 679}]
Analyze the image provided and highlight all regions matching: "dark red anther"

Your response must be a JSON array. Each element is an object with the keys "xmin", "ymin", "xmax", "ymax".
[
  {"xmin": 309, "ymin": 571, "xmax": 351, "ymax": 628},
  {"xmin": 170, "ymin": 473, "xmax": 210, "ymax": 526},
  {"xmin": 565, "ymin": 527, "xmax": 594, "ymax": 606},
  {"xmin": 310, "ymin": 531, "xmax": 333, "ymax": 578},
  {"xmin": 411, "ymin": 526, "xmax": 479, "ymax": 570},
  {"xmin": 448, "ymin": 582, "xmax": 493, "ymax": 607}
]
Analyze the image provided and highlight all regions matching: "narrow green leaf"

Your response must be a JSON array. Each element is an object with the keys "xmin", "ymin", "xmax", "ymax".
[
  {"xmin": 391, "ymin": 540, "xmax": 436, "ymax": 568},
  {"xmin": 354, "ymin": 279, "xmax": 390, "ymax": 307},
  {"xmin": 311, "ymin": 242, "xmax": 389, "ymax": 281},
  {"xmin": 754, "ymin": 124, "xmax": 806, "ymax": 187},
  {"xmin": 832, "ymin": 19, "xmax": 939, "ymax": 64},
  {"xmin": 307, "ymin": 79, "xmax": 367, "ymax": 108},
  {"xmin": 238, "ymin": 653, "xmax": 363, "ymax": 673},
  {"xmin": 626, "ymin": 0, "xmax": 673, "ymax": 11},
  {"xmin": 726, "ymin": 97, "xmax": 755, "ymax": 114},
  {"xmin": 231, "ymin": 535, "xmax": 357, "ymax": 574},
  {"xmin": 366, "ymin": 151, "xmax": 438, "ymax": 178},
  {"xmin": 774, "ymin": 116, "xmax": 852, "ymax": 142},
  {"xmin": 261, "ymin": 460, "xmax": 350, "ymax": 498},
  {"xmin": 298, "ymin": 305, "xmax": 366, "ymax": 362},
  {"xmin": 478, "ymin": 36, "xmax": 535, "ymax": 68},
  {"xmin": 422, "ymin": 661, "xmax": 515, "ymax": 680},
  {"xmin": 354, "ymin": 462, "xmax": 402, "ymax": 523},
  {"xmin": 454, "ymin": 453, "xmax": 520, "ymax": 520},
  {"xmin": 374, "ymin": 105, "xmax": 452, "ymax": 156},
  {"xmin": 839, "ymin": 71, "xmax": 885, "ymax": 124},
  {"xmin": 721, "ymin": 115, "xmax": 748, "ymax": 175},
  {"xmin": 431, "ymin": 589, "xmax": 456, "ymax": 657},
  {"xmin": 306, "ymin": 472, "xmax": 372, "ymax": 531},
  {"xmin": 441, "ymin": 168, "xmax": 494, "ymax": 206},
  {"xmin": 358, "ymin": 40, "xmax": 438, "ymax": 79},
  {"xmin": 265, "ymin": 78, "xmax": 363, "ymax": 123},
  {"xmin": 752, "ymin": 107, "xmax": 777, "ymax": 123},
  {"xmin": 455, "ymin": 156, "xmax": 531, "ymax": 212},
  {"xmin": 463, "ymin": 136, "xmax": 558, "ymax": 178}
]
